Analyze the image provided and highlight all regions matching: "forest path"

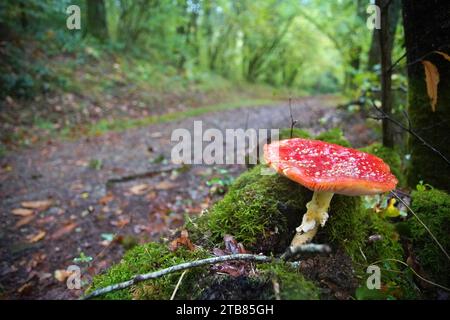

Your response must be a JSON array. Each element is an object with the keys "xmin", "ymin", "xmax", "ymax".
[{"xmin": 0, "ymin": 95, "xmax": 374, "ymax": 299}]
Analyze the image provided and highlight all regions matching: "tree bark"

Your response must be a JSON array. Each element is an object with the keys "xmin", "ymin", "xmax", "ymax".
[
  {"xmin": 402, "ymin": 0, "xmax": 450, "ymax": 190},
  {"xmin": 86, "ymin": 0, "xmax": 108, "ymax": 41},
  {"xmin": 379, "ymin": 0, "xmax": 400, "ymax": 148},
  {"xmin": 367, "ymin": 0, "xmax": 401, "ymax": 71}
]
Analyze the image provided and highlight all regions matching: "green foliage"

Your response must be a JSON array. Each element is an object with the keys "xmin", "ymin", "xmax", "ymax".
[
  {"xmin": 316, "ymin": 128, "xmax": 351, "ymax": 147},
  {"xmin": 407, "ymin": 189, "xmax": 450, "ymax": 286},
  {"xmin": 258, "ymin": 262, "xmax": 320, "ymax": 300},
  {"xmin": 87, "ymin": 242, "xmax": 210, "ymax": 300},
  {"xmin": 359, "ymin": 143, "xmax": 406, "ymax": 187},
  {"xmin": 279, "ymin": 128, "xmax": 312, "ymax": 140}
]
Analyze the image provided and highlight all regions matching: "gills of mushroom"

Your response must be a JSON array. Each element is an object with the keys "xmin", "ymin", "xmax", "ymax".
[{"xmin": 264, "ymin": 138, "xmax": 398, "ymax": 252}]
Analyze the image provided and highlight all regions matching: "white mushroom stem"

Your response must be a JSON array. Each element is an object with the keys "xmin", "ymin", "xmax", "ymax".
[{"xmin": 290, "ymin": 191, "xmax": 334, "ymax": 248}]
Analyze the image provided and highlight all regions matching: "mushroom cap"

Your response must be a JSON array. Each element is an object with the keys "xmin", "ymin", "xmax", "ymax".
[{"xmin": 264, "ymin": 138, "xmax": 398, "ymax": 196}]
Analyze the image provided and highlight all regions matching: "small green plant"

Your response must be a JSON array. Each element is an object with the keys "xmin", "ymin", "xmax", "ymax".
[
  {"xmin": 89, "ymin": 159, "xmax": 103, "ymax": 170},
  {"xmin": 74, "ymin": 252, "xmax": 93, "ymax": 264}
]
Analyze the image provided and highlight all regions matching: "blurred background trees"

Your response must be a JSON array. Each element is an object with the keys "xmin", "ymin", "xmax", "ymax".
[
  {"xmin": 1, "ymin": 0, "xmax": 385, "ymax": 95},
  {"xmin": 2, "ymin": 0, "xmax": 449, "ymax": 190}
]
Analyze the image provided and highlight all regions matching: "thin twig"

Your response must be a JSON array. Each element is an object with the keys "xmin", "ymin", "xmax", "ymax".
[
  {"xmin": 369, "ymin": 100, "xmax": 450, "ymax": 166},
  {"xmin": 390, "ymin": 192, "xmax": 450, "ymax": 262},
  {"xmin": 170, "ymin": 270, "xmax": 187, "ymax": 300},
  {"xmin": 288, "ymin": 97, "xmax": 297, "ymax": 138},
  {"xmin": 107, "ymin": 164, "xmax": 181, "ymax": 185},
  {"xmin": 82, "ymin": 254, "xmax": 273, "ymax": 299},
  {"xmin": 281, "ymin": 243, "xmax": 332, "ymax": 260}
]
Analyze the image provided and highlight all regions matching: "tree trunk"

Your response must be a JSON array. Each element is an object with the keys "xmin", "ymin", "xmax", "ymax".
[
  {"xmin": 402, "ymin": 0, "xmax": 450, "ymax": 190},
  {"xmin": 86, "ymin": 0, "xmax": 108, "ymax": 41},
  {"xmin": 379, "ymin": 0, "xmax": 400, "ymax": 148},
  {"xmin": 367, "ymin": 0, "xmax": 401, "ymax": 71}
]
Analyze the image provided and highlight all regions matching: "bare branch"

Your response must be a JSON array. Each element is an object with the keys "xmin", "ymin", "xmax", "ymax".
[
  {"xmin": 288, "ymin": 98, "xmax": 298, "ymax": 138},
  {"xmin": 83, "ymin": 254, "xmax": 273, "ymax": 299},
  {"xmin": 369, "ymin": 100, "xmax": 450, "ymax": 166}
]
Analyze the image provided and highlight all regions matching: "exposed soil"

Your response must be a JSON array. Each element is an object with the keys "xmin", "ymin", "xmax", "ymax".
[{"xmin": 0, "ymin": 95, "xmax": 377, "ymax": 299}]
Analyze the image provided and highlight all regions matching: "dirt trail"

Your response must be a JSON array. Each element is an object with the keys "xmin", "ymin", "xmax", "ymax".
[{"xmin": 0, "ymin": 95, "xmax": 375, "ymax": 299}]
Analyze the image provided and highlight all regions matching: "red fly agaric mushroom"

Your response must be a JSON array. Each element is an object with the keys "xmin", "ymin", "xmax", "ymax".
[{"xmin": 263, "ymin": 138, "xmax": 398, "ymax": 250}]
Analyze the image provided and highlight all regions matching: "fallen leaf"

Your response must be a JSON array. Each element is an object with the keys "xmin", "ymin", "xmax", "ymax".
[
  {"xmin": 155, "ymin": 181, "xmax": 176, "ymax": 190},
  {"xmin": 99, "ymin": 193, "xmax": 114, "ymax": 205},
  {"xmin": 17, "ymin": 282, "xmax": 33, "ymax": 296},
  {"xmin": 111, "ymin": 217, "xmax": 130, "ymax": 228},
  {"xmin": 54, "ymin": 269, "xmax": 71, "ymax": 282},
  {"xmin": 12, "ymin": 208, "xmax": 34, "ymax": 216},
  {"xmin": 27, "ymin": 230, "xmax": 46, "ymax": 243},
  {"xmin": 51, "ymin": 222, "xmax": 77, "ymax": 240},
  {"xmin": 213, "ymin": 263, "xmax": 246, "ymax": 277},
  {"xmin": 422, "ymin": 60, "xmax": 440, "ymax": 111},
  {"xmin": 224, "ymin": 234, "xmax": 247, "ymax": 254},
  {"xmin": 130, "ymin": 184, "xmax": 148, "ymax": 195},
  {"xmin": 15, "ymin": 215, "xmax": 35, "ymax": 229},
  {"xmin": 21, "ymin": 200, "xmax": 53, "ymax": 211},
  {"xmin": 169, "ymin": 230, "xmax": 195, "ymax": 251},
  {"xmin": 435, "ymin": 51, "xmax": 450, "ymax": 61}
]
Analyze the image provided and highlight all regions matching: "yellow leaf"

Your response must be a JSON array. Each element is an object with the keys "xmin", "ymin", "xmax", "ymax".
[
  {"xmin": 129, "ymin": 184, "xmax": 148, "ymax": 195},
  {"xmin": 435, "ymin": 51, "xmax": 450, "ymax": 62},
  {"xmin": 27, "ymin": 230, "xmax": 46, "ymax": 243},
  {"xmin": 12, "ymin": 208, "xmax": 34, "ymax": 216},
  {"xmin": 21, "ymin": 200, "xmax": 53, "ymax": 211},
  {"xmin": 421, "ymin": 60, "xmax": 440, "ymax": 112},
  {"xmin": 54, "ymin": 269, "xmax": 71, "ymax": 282}
]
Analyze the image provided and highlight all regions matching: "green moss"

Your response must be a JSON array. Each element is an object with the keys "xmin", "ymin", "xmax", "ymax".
[
  {"xmin": 258, "ymin": 262, "xmax": 320, "ymax": 299},
  {"xmin": 315, "ymin": 128, "xmax": 351, "ymax": 147},
  {"xmin": 279, "ymin": 128, "xmax": 312, "ymax": 140},
  {"xmin": 407, "ymin": 189, "xmax": 450, "ymax": 286},
  {"xmin": 360, "ymin": 143, "xmax": 406, "ymax": 187},
  {"xmin": 324, "ymin": 195, "xmax": 367, "ymax": 260},
  {"xmin": 407, "ymin": 74, "xmax": 450, "ymax": 190},
  {"xmin": 188, "ymin": 165, "xmax": 312, "ymax": 252},
  {"xmin": 87, "ymin": 242, "xmax": 210, "ymax": 300}
]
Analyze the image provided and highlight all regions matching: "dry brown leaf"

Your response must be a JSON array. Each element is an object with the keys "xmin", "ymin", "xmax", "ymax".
[
  {"xmin": 130, "ymin": 184, "xmax": 148, "ymax": 195},
  {"xmin": 435, "ymin": 51, "xmax": 450, "ymax": 62},
  {"xmin": 15, "ymin": 215, "xmax": 35, "ymax": 229},
  {"xmin": 17, "ymin": 282, "xmax": 33, "ymax": 296},
  {"xmin": 27, "ymin": 230, "xmax": 46, "ymax": 243},
  {"xmin": 54, "ymin": 269, "xmax": 71, "ymax": 282},
  {"xmin": 99, "ymin": 193, "xmax": 114, "ymax": 205},
  {"xmin": 51, "ymin": 222, "xmax": 77, "ymax": 240},
  {"xmin": 169, "ymin": 230, "xmax": 195, "ymax": 251},
  {"xmin": 12, "ymin": 208, "xmax": 34, "ymax": 216},
  {"xmin": 21, "ymin": 200, "xmax": 53, "ymax": 211},
  {"xmin": 111, "ymin": 217, "xmax": 130, "ymax": 228},
  {"xmin": 155, "ymin": 181, "xmax": 176, "ymax": 190},
  {"xmin": 422, "ymin": 60, "xmax": 440, "ymax": 112}
]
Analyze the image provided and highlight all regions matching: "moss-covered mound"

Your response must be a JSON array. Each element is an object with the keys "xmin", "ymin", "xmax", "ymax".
[
  {"xmin": 87, "ymin": 243, "xmax": 211, "ymax": 300},
  {"xmin": 88, "ymin": 128, "xmax": 420, "ymax": 300},
  {"xmin": 407, "ymin": 189, "xmax": 450, "ymax": 287},
  {"xmin": 188, "ymin": 164, "xmax": 311, "ymax": 253},
  {"xmin": 200, "ymin": 262, "xmax": 319, "ymax": 300}
]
